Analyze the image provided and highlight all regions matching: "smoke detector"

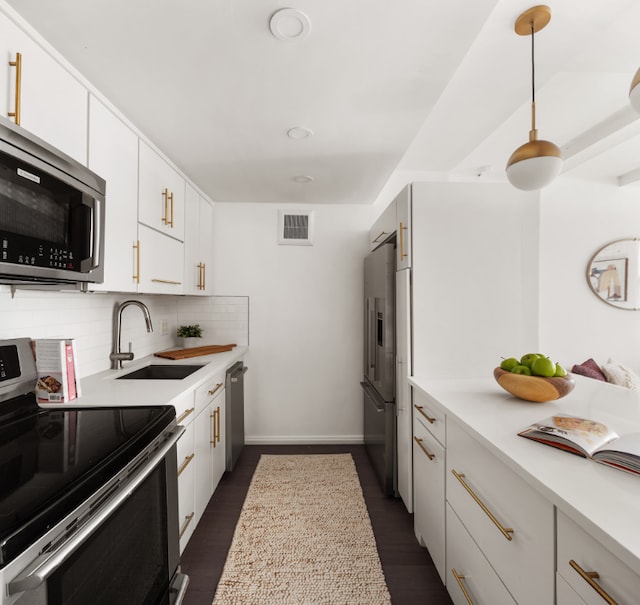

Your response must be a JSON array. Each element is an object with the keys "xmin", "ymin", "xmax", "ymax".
[{"xmin": 269, "ymin": 8, "xmax": 311, "ymax": 41}]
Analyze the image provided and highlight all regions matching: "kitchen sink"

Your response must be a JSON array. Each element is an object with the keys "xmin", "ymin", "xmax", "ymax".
[{"xmin": 116, "ymin": 364, "xmax": 204, "ymax": 380}]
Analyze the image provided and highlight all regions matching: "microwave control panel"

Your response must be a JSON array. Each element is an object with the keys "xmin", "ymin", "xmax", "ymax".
[{"xmin": 1, "ymin": 232, "xmax": 77, "ymax": 271}]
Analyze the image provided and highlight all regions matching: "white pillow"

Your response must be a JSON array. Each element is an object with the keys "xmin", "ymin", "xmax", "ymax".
[{"xmin": 601, "ymin": 358, "xmax": 640, "ymax": 391}]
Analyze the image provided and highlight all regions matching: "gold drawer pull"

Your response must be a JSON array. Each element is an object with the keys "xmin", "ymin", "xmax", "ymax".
[
  {"xmin": 451, "ymin": 469, "xmax": 514, "ymax": 541},
  {"xmin": 569, "ymin": 560, "xmax": 618, "ymax": 605},
  {"xmin": 151, "ymin": 278, "xmax": 182, "ymax": 285},
  {"xmin": 178, "ymin": 512, "xmax": 195, "ymax": 539},
  {"xmin": 451, "ymin": 568, "xmax": 474, "ymax": 605},
  {"xmin": 372, "ymin": 230, "xmax": 388, "ymax": 243},
  {"xmin": 176, "ymin": 407, "xmax": 195, "ymax": 424},
  {"xmin": 414, "ymin": 436, "xmax": 435, "ymax": 460},
  {"xmin": 177, "ymin": 453, "xmax": 195, "ymax": 477},
  {"xmin": 414, "ymin": 404, "xmax": 436, "ymax": 424},
  {"xmin": 208, "ymin": 382, "xmax": 223, "ymax": 397}
]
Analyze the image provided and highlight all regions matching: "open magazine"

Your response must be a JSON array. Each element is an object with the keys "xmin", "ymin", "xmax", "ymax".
[{"xmin": 518, "ymin": 413, "xmax": 640, "ymax": 476}]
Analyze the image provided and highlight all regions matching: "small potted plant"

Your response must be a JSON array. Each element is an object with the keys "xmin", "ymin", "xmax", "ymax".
[{"xmin": 177, "ymin": 324, "xmax": 203, "ymax": 349}]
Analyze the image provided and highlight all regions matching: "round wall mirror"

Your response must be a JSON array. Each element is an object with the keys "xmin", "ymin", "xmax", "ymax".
[{"xmin": 587, "ymin": 238, "xmax": 640, "ymax": 310}]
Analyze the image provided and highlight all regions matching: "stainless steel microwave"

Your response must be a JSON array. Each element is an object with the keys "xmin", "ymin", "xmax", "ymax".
[{"xmin": 0, "ymin": 116, "xmax": 105, "ymax": 288}]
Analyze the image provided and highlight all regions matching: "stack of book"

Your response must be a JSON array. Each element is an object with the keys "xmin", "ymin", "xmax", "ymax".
[{"xmin": 34, "ymin": 339, "xmax": 81, "ymax": 403}]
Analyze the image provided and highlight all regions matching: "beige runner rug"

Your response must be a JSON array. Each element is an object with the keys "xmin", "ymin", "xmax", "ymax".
[{"xmin": 212, "ymin": 454, "xmax": 391, "ymax": 605}]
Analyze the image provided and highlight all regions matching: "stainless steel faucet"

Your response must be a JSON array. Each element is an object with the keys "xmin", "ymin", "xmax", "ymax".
[{"xmin": 110, "ymin": 300, "xmax": 153, "ymax": 369}]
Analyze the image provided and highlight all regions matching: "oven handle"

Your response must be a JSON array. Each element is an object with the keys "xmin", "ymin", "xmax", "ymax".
[{"xmin": 8, "ymin": 425, "xmax": 184, "ymax": 596}]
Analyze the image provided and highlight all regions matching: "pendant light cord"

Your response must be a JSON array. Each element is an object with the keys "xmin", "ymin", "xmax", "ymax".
[{"xmin": 530, "ymin": 21, "xmax": 537, "ymax": 134}]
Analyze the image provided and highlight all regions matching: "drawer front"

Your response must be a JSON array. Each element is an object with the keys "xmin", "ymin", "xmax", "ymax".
[
  {"xmin": 173, "ymin": 390, "xmax": 196, "ymax": 427},
  {"xmin": 176, "ymin": 422, "xmax": 196, "ymax": 552},
  {"xmin": 413, "ymin": 387, "xmax": 445, "ymax": 445},
  {"xmin": 194, "ymin": 370, "xmax": 225, "ymax": 414},
  {"xmin": 447, "ymin": 421, "xmax": 554, "ymax": 605},
  {"xmin": 557, "ymin": 573, "xmax": 588, "ymax": 605},
  {"xmin": 413, "ymin": 418, "xmax": 446, "ymax": 582},
  {"xmin": 446, "ymin": 503, "xmax": 516, "ymax": 605},
  {"xmin": 557, "ymin": 510, "xmax": 640, "ymax": 605}
]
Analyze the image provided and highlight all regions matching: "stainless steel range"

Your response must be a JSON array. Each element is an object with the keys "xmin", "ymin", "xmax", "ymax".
[{"xmin": 0, "ymin": 338, "xmax": 188, "ymax": 605}]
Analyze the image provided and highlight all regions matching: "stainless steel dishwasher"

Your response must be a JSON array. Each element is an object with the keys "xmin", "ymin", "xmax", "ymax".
[{"xmin": 225, "ymin": 361, "xmax": 248, "ymax": 471}]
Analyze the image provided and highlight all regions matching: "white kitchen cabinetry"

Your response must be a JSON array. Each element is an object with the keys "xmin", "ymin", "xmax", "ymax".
[
  {"xmin": 557, "ymin": 510, "xmax": 640, "ymax": 605},
  {"xmin": 136, "ymin": 224, "xmax": 184, "ymax": 294},
  {"xmin": 446, "ymin": 419, "xmax": 554, "ymax": 605},
  {"xmin": 88, "ymin": 95, "xmax": 139, "ymax": 293},
  {"xmin": 184, "ymin": 184, "xmax": 214, "ymax": 295},
  {"xmin": 138, "ymin": 140, "xmax": 186, "ymax": 241},
  {"xmin": 0, "ymin": 11, "xmax": 87, "ymax": 163},
  {"xmin": 194, "ymin": 372, "xmax": 226, "ymax": 525},
  {"xmin": 368, "ymin": 199, "xmax": 396, "ymax": 250},
  {"xmin": 412, "ymin": 389, "xmax": 446, "ymax": 582}
]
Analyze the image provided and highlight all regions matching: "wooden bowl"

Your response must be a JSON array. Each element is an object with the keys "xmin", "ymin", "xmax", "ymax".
[{"xmin": 493, "ymin": 367, "xmax": 575, "ymax": 403}]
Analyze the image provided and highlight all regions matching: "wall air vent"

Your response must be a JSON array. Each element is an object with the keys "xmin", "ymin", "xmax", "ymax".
[{"xmin": 278, "ymin": 210, "xmax": 314, "ymax": 245}]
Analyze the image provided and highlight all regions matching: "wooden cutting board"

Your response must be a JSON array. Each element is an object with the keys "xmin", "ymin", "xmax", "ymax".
[{"xmin": 154, "ymin": 344, "xmax": 237, "ymax": 360}]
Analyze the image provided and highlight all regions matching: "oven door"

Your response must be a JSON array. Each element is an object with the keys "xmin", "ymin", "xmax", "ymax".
[{"xmin": 5, "ymin": 426, "xmax": 187, "ymax": 605}]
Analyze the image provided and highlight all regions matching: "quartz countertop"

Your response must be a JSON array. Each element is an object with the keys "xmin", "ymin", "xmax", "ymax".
[
  {"xmin": 38, "ymin": 346, "xmax": 248, "ymax": 409},
  {"xmin": 409, "ymin": 373, "xmax": 640, "ymax": 575}
]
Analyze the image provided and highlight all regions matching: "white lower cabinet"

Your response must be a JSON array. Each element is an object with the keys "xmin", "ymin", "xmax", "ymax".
[
  {"xmin": 557, "ymin": 510, "xmax": 640, "ymax": 605},
  {"xmin": 446, "ymin": 503, "xmax": 516, "ymax": 605},
  {"xmin": 446, "ymin": 420, "xmax": 554, "ymax": 605},
  {"xmin": 176, "ymin": 421, "xmax": 196, "ymax": 552},
  {"xmin": 557, "ymin": 574, "xmax": 588, "ymax": 605},
  {"xmin": 412, "ymin": 398, "xmax": 445, "ymax": 582}
]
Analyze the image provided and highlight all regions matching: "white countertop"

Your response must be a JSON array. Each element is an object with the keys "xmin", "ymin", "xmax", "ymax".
[
  {"xmin": 39, "ymin": 346, "xmax": 248, "ymax": 409},
  {"xmin": 409, "ymin": 373, "xmax": 640, "ymax": 575}
]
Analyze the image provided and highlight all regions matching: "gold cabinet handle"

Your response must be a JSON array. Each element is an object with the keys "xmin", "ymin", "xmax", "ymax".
[
  {"xmin": 197, "ymin": 262, "xmax": 205, "ymax": 290},
  {"xmin": 176, "ymin": 407, "xmax": 195, "ymax": 424},
  {"xmin": 451, "ymin": 568, "xmax": 474, "ymax": 605},
  {"xmin": 216, "ymin": 405, "xmax": 221, "ymax": 444},
  {"xmin": 210, "ymin": 406, "xmax": 221, "ymax": 446},
  {"xmin": 414, "ymin": 404, "xmax": 436, "ymax": 424},
  {"xmin": 177, "ymin": 453, "xmax": 195, "ymax": 477},
  {"xmin": 451, "ymin": 469, "xmax": 514, "ymax": 541},
  {"xmin": 8, "ymin": 52, "xmax": 21, "ymax": 125},
  {"xmin": 399, "ymin": 221, "xmax": 408, "ymax": 260},
  {"xmin": 132, "ymin": 240, "xmax": 140, "ymax": 283},
  {"xmin": 151, "ymin": 279, "xmax": 182, "ymax": 285},
  {"xmin": 179, "ymin": 512, "xmax": 195, "ymax": 539},
  {"xmin": 372, "ymin": 230, "xmax": 388, "ymax": 244},
  {"xmin": 569, "ymin": 560, "xmax": 618, "ymax": 605},
  {"xmin": 414, "ymin": 436, "xmax": 435, "ymax": 460},
  {"xmin": 169, "ymin": 191, "xmax": 174, "ymax": 227},
  {"xmin": 208, "ymin": 382, "xmax": 223, "ymax": 397},
  {"xmin": 162, "ymin": 188, "xmax": 169, "ymax": 225}
]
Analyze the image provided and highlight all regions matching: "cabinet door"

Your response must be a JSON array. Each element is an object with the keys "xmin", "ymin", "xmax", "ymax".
[
  {"xmin": 184, "ymin": 184, "xmax": 214, "ymax": 295},
  {"xmin": 396, "ymin": 269, "xmax": 412, "ymax": 512},
  {"xmin": 136, "ymin": 223, "xmax": 184, "ymax": 294},
  {"xmin": 557, "ymin": 574, "xmax": 588, "ymax": 605},
  {"xmin": 413, "ymin": 416, "xmax": 445, "ymax": 582},
  {"xmin": 395, "ymin": 185, "xmax": 411, "ymax": 270},
  {"xmin": 194, "ymin": 401, "xmax": 214, "ymax": 524},
  {"xmin": 88, "ymin": 95, "xmax": 138, "ymax": 292},
  {"xmin": 138, "ymin": 140, "xmax": 185, "ymax": 240},
  {"xmin": 0, "ymin": 11, "xmax": 87, "ymax": 163},
  {"xmin": 368, "ymin": 200, "xmax": 396, "ymax": 250}
]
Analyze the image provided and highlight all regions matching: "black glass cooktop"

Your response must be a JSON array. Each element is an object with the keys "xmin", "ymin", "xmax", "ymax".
[{"xmin": 0, "ymin": 394, "xmax": 175, "ymax": 567}]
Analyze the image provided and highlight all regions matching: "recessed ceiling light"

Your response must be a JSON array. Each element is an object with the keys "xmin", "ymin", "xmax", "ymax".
[
  {"xmin": 287, "ymin": 127, "xmax": 314, "ymax": 140},
  {"xmin": 269, "ymin": 8, "xmax": 311, "ymax": 41},
  {"xmin": 292, "ymin": 175, "xmax": 314, "ymax": 183}
]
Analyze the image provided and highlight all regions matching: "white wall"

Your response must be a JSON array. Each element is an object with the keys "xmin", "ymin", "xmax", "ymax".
[
  {"xmin": 211, "ymin": 202, "xmax": 376, "ymax": 443},
  {"xmin": 539, "ymin": 178, "xmax": 640, "ymax": 371}
]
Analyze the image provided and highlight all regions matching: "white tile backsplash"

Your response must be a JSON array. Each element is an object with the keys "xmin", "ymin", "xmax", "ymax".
[{"xmin": 0, "ymin": 287, "xmax": 249, "ymax": 377}]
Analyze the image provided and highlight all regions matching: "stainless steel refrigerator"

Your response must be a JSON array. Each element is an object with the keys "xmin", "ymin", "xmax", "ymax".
[{"xmin": 362, "ymin": 241, "xmax": 396, "ymax": 496}]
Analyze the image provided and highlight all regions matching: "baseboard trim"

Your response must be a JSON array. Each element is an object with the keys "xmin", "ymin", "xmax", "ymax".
[{"xmin": 245, "ymin": 435, "xmax": 364, "ymax": 445}]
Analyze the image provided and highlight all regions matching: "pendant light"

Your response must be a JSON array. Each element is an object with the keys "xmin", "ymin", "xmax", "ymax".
[
  {"xmin": 629, "ymin": 67, "xmax": 640, "ymax": 113},
  {"xmin": 506, "ymin": 5, "xmax": 562, "ymax": 191}
]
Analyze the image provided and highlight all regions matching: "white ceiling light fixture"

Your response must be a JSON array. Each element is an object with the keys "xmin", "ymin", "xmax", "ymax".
[
  {"xmin": 629, "ymin": 68, "xmax": 640, "ymax": 113},
  {"xmin": 287, "ymin": 126, "xmax": 314, "ymax": 140},
  {"xmin": 269, "ymin": 8, "xmax": 311, "ymax": 41},
  {"xmin": 505, "ymin": 5, "xmax": 562, "ymax": 191}
]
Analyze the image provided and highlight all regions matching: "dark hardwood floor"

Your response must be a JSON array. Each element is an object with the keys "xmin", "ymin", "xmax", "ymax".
[{"xmin": 179, "ymin": 444, "xmax": 452, "ymax": 605}]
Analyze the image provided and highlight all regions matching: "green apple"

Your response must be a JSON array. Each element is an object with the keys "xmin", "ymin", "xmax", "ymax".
[
  {"xmin": 554, "ymin": 363, "xmax": 568, "ymax": 377},
  {"xmin": 531, "ymin": 356, "xmax": 556, "ymax": 377},
  {"xmin": 500, "ymin": 357, "xmax": 519, "ymax": 371},
  {"xmin": 511, "ymin": 364, "xmax": 532, "ymax": 376},
  {"xmin": 520, "ymin": 353, "xmax": 541, "ymax": 368}
]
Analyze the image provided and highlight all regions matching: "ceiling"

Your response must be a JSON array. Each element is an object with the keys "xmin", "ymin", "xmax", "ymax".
[{"xmin": 5, "ymin": 0, "xmax": 640, "ymax": 204}]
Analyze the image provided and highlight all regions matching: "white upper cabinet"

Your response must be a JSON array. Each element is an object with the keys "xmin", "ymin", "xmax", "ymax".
[
  {"xmin": 88, "ymin": 95, "xmax": 138, "ymax": 293},
  {"xmin": 368, "ymin": 199, "xmax": 396, "ymax": 251},
  {"xmin": 136, "ymin": 223, "xmax": 184, "ymax": 295},
  {"xmin": 0, "ymin": 11, "xmax": 87, "ymax": 163},
  {"xmin": 138, "ymin": 140, "xmax": 186, "ymax": 241},
  {"xmin": 184, "ymin": 184, "xmax": 214, "ymax": 296}
]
